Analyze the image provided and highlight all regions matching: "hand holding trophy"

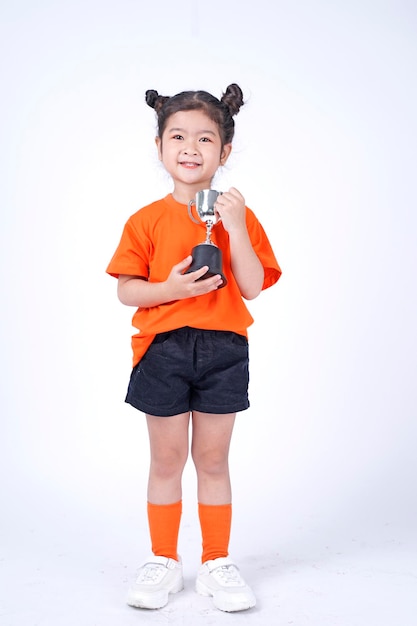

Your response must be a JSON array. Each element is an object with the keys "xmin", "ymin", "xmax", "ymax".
[{"xmin": 185, "ymin": 189, "xmax": 227, "ymax": 288}]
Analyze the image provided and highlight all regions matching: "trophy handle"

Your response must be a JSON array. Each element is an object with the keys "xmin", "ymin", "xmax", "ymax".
[
  {"xmin": 187, "ymin": 199, "xmax": 222, "ymax": 225},
  {"xmin": 188, "ymin": 200, "xmax": 201, "ymax": 224}
]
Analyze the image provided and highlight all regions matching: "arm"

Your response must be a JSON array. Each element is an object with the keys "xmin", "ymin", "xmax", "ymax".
[
  {"xmin": 214, "ymin": 188, "xmax": 264, "ymax": 300},
  {"xmin": 117, "ymin": 256, "xmax": 224, "ymax": 307}
]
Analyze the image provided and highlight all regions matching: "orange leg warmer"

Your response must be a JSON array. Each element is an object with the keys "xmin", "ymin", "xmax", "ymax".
[
  {"xmin": 198, "ymin": 503, "xmax": 232, "ymax": 564},
  {"xmin": 147, "ymin": 501, "xmax": 182, "ymax": 561}
]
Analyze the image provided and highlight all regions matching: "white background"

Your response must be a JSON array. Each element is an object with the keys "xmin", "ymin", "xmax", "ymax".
[{"xmin": 1, "ymin": 1, "xmax": 416, "ymax": 624}]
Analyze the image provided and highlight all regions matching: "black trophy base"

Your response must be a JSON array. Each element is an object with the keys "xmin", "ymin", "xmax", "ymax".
[{"xmin": 185, "ymin": 243, "xmax": 227, "ymax": 288}]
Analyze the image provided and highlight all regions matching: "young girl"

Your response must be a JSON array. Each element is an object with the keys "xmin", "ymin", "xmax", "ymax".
[{"xmin": 107, "ymin": 83, "xmax": 281, "ymax": 612}]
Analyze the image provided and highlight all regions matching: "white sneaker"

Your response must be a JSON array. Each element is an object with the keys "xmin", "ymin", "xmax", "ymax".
[
  {"xmin": 196, "ymin": 557, "xmax": 256, "ymax": 612},
  {"xmin": 126, "ymin": 556, "xmax": 183, "ymax": 609}
]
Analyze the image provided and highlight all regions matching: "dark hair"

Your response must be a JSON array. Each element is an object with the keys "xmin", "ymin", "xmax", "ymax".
[{"xmin": 145, "ymin": 84, "xmax": 244, "ymax": 146}]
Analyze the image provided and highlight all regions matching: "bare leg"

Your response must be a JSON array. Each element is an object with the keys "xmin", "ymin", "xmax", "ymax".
[
  {"xmin": 191, "ymin": 411, "xmax": 236, "ymax": 504},
  {"xmin": 146, "ymin": 412, "xmax": 190, "ymax": 504}
]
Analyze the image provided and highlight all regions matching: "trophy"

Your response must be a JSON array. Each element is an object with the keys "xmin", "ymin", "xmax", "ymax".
[{"xmin": 185, "ymin": 189, "xmax": 227, "ymax": 288}]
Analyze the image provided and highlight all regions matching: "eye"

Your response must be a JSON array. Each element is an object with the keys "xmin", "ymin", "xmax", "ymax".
[
  {"xmin": 199, "ymin": 136, "xmax": 211, "ymax": 143},
  {"xmin": 172, "ymin": 134, "xmax": 184, "ymax": 140}
]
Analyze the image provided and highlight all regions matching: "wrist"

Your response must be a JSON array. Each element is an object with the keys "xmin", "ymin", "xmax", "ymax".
[{"xmin": 227, "ymin": 222, "xmax": 250, "ymax": 241}]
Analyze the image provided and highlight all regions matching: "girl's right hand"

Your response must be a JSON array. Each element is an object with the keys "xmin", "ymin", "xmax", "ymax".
[
  {"xmin": 117, "ymin": 257, "xmax": 223, "ymax": 308},
  {"xmin": 165, "ymin": 256, "xmax": 223, "ymax": 300}
]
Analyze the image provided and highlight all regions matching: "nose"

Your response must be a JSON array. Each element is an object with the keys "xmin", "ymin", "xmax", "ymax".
[{"xmin": 182, "ymin": 137, "xmax": 198, "ymax": 155}]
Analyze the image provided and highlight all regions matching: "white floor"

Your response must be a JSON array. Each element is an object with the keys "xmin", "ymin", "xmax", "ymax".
[{"xmin": 2, "ymin": 477, "xmax": 416, "ymax": 626}]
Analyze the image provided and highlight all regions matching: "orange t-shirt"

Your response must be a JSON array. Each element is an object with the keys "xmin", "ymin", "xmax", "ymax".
[{"xmin": 107, "ymin": 194, "xmax": 281, "ymax": 366}]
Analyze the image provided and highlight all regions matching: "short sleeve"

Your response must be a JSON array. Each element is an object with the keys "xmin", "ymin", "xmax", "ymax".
[
  {"xmin": 106, "ymin": 216, "xmax": 150, "ymax": 279},
  {"xmin": 246, "ymin": 208, "xmax": 282, "ymax": 290}
]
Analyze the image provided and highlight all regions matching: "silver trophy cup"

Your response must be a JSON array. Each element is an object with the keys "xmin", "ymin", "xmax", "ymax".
[{"xmin": 185, "ymin": 189, "xmax": 227, "ymax": 288}]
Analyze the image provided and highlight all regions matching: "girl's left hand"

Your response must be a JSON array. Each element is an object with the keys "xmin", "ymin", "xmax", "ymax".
[{"xmin": 214, "ymin": 187, "xmax": 246, "ymax": 234}]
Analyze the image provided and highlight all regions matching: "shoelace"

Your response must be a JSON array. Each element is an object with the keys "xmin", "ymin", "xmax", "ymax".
[
  {"xmin": 214, "ymin": 565, "xmax": 243, "ymax": 586},
  {"xmin": 136, "ymin": 563, "xmax": 165, "ymax": 583}
]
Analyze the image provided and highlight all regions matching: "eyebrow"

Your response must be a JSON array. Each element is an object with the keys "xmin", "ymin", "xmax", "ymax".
[{"xmin": 168, "ymin": 127, "xmax": 217, "ymax": 136}]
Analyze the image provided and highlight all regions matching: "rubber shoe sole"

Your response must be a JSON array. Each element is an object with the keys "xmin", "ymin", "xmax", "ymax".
[{"xmin": 196, "ymin": 578, "xmax": 256, "ymax": 612}]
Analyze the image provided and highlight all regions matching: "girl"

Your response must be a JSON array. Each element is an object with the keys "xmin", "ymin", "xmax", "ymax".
[{"xmin": 107, "ymin": 83, "xmax": 281, "ymax": 612}]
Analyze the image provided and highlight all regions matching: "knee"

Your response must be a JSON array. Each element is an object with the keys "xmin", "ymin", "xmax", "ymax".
[
  {"xmin": 192, "ymin": 448, "xmax": 229, "ymax": 477},
  {"xmin": 151, "ymin": 448, "xmax": 188, "ymax": 480}
]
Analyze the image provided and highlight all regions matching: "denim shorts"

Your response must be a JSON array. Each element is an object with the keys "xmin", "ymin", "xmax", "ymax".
[{"xmin": 125, "ymin": 326, "xmax": 250, "ymax": 417}]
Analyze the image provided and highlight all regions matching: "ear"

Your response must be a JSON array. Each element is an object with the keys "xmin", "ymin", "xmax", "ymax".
[
  {"xmin": 220, "ymin": 143, "xmax": 232, "ymax": 166},
  {"xmin": 155, "ymin": 136, "xmax": 162, "ymax": 160}
]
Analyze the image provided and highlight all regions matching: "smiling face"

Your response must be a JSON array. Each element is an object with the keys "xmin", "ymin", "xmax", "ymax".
[{"xmin": 155, "ymin": 109, "xmax": 232, "ymax": 203}]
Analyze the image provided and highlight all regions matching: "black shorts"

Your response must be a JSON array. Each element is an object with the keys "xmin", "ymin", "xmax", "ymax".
[{"xmin": 125, "ymin": 327, "xmax": 250, "ymax": 417}]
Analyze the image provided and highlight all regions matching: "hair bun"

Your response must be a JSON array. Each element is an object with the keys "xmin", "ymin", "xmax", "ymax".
[
  {"xmin": 221, "ymin": 83, "xmax": 244, "ymax": 116},
  {"xmin": 145, "ymin": 89, "xmax": 169, "ymax": 113}
]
